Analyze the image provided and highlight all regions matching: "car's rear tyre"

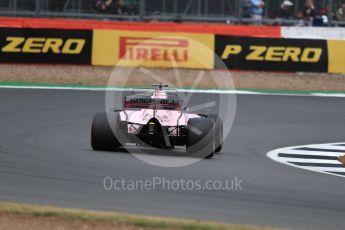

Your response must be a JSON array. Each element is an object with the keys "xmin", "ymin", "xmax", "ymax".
[
  {"xmin": 186, "ymin": 118, "xmax": 215, "ymax": 159},
  {"xmin": 91, "ymin": 112, "xmax": 120, "ymax": 151},
  {"xmin": 207, "ymin": 114, "xmax": 223, "ymax": 153}
]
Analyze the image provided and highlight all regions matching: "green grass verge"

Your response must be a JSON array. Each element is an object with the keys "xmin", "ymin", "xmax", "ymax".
[{"xmin": 0, "ymin": 202, "xmax": 282, "ymax": 230}]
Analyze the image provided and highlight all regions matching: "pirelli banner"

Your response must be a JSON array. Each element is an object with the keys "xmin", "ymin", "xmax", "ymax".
[
  {"xmin": 2, "ymin": 24, "xmax": 345, "ymax": 74},
  {"xmin": 92, "ymin": 30, "xmax": 214, "ymax": 69},
  {"xmin": 0, "ymin": 27, "xmax": 92, "ymax": 64},
  {"xmin": 215, "ymin": 35, "xmax": 328, "ymax": 72},
  {"xmin": 327, "ymin": 40, "xmax": 345, "ymax": 74}
]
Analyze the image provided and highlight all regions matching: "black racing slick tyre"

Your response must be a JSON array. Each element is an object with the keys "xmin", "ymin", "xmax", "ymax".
[
  {"xmin": 207, "ymin": 114, "xmax": 223, "ymax": 153},
  {"xmin": 186, "ymin": 118, "xmax": 215, "ymax": 159},
  {"xmin": 91, "ymin": 112, "xmax": 120, "ymax": 151}
]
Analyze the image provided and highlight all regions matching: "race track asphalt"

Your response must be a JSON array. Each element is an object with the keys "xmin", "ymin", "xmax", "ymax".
[{"xmin": 0, "ymin": 88, "xmax": 345, "ymax": 230}]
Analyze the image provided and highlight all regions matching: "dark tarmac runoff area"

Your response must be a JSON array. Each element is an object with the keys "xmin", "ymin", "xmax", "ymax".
[{"xmin": 1, "ymin": 88, "xmax": 345, "ymax": 230}]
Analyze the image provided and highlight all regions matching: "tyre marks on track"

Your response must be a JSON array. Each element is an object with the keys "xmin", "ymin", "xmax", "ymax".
[{"xmin": 267, "ymin": 143, "xmax": 345, "ymax": 178}]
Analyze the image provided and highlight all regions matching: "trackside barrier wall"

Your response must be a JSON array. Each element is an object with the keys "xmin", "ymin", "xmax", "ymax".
[{"xmin": 0, "ymin": 17, "xmax": 345, "ymax": 73}]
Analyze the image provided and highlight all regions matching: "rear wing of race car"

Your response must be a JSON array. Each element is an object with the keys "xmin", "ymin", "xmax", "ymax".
[
  {"xmin": 123, "ymin": 95, "xmax": 182, "ymax": 111},
  {"xmin": 131, "ymin": 84, "xmax": 178, "ymax": 95}
]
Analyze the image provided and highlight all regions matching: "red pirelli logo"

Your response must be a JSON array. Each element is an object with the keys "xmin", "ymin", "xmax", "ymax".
[{"xmin": 119, "ymin": 37, "xmax": 189, "ymax": 62}]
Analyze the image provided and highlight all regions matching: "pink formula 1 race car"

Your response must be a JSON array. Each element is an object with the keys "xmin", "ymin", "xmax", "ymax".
[{"xmin": 91, "ymin": 84, "xmax": 223, "ymax": 158}]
